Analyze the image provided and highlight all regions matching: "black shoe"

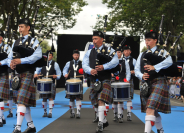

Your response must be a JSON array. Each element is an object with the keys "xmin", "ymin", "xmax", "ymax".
[
  {"xmin": 157, "ymin": 128, "xmax": 164, "ymax": 133},
  {"xmin": 76, "ymin": 114, "xmax": 80, "ymax": 119},
  {"xmin": 7, "ymin": 113, "xmax": 13, "ymax": 118},
  {"xmin": 93, "ymin": 117, "xmax": 99, "ymax": 123},
  {"xmin": 118, "ymin": 117, "xmax": 123, "ymax": 123},
  {"xmin": 103, "ymin": 121, "xmax": 109, "ymax": 129},
  {"xmin": 48, "ymin": 113, "xmax": 52, "ymax": 118},
  {"xmin": 2, "ymin": 119, "xmax": 6, "ymax": 124},
  {"xmin": 12, "ymin": 128, "xmax": 21, "ymax": 133},
  {"xmin": 113, "ymin": 114, "xmax": 118, "ymax": 121},
  {"xmin": 21, "ymin": 127, "xmax": 36, "ymax": 133},
  {"xmin": 0, "ymin": 122, "xmax": 3, "ymax": 127},
  {"xmin": 70, "ymin": 113, "xmax": 75, "ymax": 118},
  {"xmin": 127, "ymin": 116, "xmax": 132, "ymax": 121},
  {"xmin": 42, "ymin": 113, "xmax": 47, "ymax": 117},
  {"xmin": 96, "ymin": 121, "xmax": 103, "ymax": 133}
]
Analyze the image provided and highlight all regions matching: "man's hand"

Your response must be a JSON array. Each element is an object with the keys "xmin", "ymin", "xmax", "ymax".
[
  {"xmin": 142, "ymin": 73, "xmax": 149, "ymax": 80},
  {"xmin": 91, "ymin": 69, "xmax": 97, "ymax": 76},
  {"xmin": 10, "ymin": 60, "xmax": 16, "ymax": 70},
  {"xmin": 34, "ymin": 74, "xmax": 38, "ymax": 78},
  {"xmin": 53, "ymin": 75, "xmax": 57, "ymax": 79},
  {"xmin": 144, "ymin": 65, "xmax": 155, "ymax": 71},
  {"xmin": 111, "ymin": 73, "xmax": 114, "ymax": 77},
  {"xmin": 64, "ymin": 74, "xmax": 68, "ymax": 78},
  {"xmin": 130, "ymin": 70, "xmax": 135, "ymax": 74},
  {"xmin": 95, "ymin": 65, "xmax": 104, "ymax": 71}
]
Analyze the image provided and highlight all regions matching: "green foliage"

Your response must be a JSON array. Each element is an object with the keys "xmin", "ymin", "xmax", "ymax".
[
  {"xmin": 40, "ymin": 40, "xmax": 57, "ymax": 61},
  {"xmin": 0, "ymin": 0, "xmax": 88, "ymax": 35},
  {"xmin": 93, "ymin": 0, "xmax": 184, "ymax": 55},
  {"xmin": 141, "ymin": 46, "xmax": 147, "ymax": 53}
]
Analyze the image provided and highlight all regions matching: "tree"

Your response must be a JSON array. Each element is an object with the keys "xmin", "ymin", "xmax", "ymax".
[
  {"xmin": 0, "ymin": 0, "xmax": 88, "ymax": 36},
  {"xmin": 40, "ymin": 40, "xmax": 57, "ymax": 61},
  {"xmin": 141, "ymin": 46, "xmax": 147, "ymax": 53}
]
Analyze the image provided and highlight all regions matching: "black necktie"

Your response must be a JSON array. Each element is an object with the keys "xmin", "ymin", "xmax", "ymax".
[
  {"xmin": 48, "ymin": 61, "xmax": 50, "ymax": 67},
  {"xmin": 75, "ymin": 60, "xmax": 77, "ymax": 67},
  {"xmin": 21, "ymin": 37, "xmax": 25, "ymax": 40}
]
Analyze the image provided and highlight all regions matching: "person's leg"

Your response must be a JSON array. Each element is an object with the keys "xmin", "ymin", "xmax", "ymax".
[
  {"xmin": 144, "ymin": 108, "xmax": 155, "ymax": 133},
  {"xmin": 127, "ymin": 101, "xmax": 133, "ymax": 121},
  {"xmin": 7, "ymin": 99, "xmax": 13, "ymax": 118},
  {"xmin": 155, "ymin": 111, "xmax": 164, "ymax": 133},
  {"xmin": 42, "ymin": 98, "xmax": 47, "ymax": 117},
  {"xmin": 69, "ymin": 99, "xmax": 75, "ymax": 118},
  {"xmin": 13, "ymin": 104, "xmax": 27, "ymax": 132},
  {"xmin": 23, "ymin": 107, "xmax": 36, "ymax": 133},
  {"xmin": 48, "ymin": 98, "xmax": 54, "ymax": 118},
  {"xmin": 76, "ymin": 97, "xmax": 82, "ymax": 118},
  {"xmin": 117, "ymin": 102, "xmax": 124, "ymax": 123}
]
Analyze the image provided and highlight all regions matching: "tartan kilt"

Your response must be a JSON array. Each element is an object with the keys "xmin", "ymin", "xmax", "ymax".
[
  {"xmin": 65, "ymin": 86, "xmax": 83, "ymax": 100},
  {"xmin": 0, "ymin": 75, "xmax": 10, "ymax": 100},
  {"xmin": 140, "ymin": 77, "xmax": 171, "ymax": 114},
  {"xmin": 13, "ymin": 72, "xmax": 36, "ymax": 107},
  {"xmin": 39, "ymin": 84, "xmax": 56, "ymax": 100},
  {"xmin": 89, "ymin": 80, "xmax": 113, "ymax": 106}
]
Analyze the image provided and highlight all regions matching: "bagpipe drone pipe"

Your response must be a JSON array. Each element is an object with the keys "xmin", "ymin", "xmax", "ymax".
[{"xmin": 95, "ymin": 15, "xmax": 122, "ymax": 73}]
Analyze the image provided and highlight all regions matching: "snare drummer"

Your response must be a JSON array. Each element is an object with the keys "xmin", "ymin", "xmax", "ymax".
[
  {"xmin": 63, "ymin": 49, "xmax": 83, "ymax": 119},
  {"xmin": 0, "ymin": 30, "xmax": 12, "ymax": 127},
  {"xmin": 34, "ymin": 51, "xmax": 61, "ymax": 118},
  {"xmin": 122, "ymin": 45, "xmax": 136, "ymax": 121},
  {"xmin": 82, "ymin": 31, "xmax": 119, "ymax": 132},
  {"xmin": 111, "ymin": 48, "xmax": 131, "ymax": 123},
  {"xmin": 135, "ymin": 30, "xmax": 172, "ymax": 133}
]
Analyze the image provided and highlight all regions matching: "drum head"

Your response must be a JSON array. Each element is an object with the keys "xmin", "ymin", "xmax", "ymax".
[
  {"xmin": 66, "ymin": 79, "xmax": 82, "ymax": 83},
  {"xmin": 37, "ymin": 78, "xmax": 52, "ymax": 83}
]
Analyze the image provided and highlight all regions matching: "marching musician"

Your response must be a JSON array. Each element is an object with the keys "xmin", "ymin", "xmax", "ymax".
[
  {"xmin": 111, "ymin": 47, "xmax": 131, "ymax": 123},
  {"xmin": 34, "ymin": 51, "xmax": 61, "ymax": 118},
  {"xmin": 135, "ymin": 30, "xmax": 172, "ymax": 133},
  {"xmin": 0, "ymin": 30, "xmax": 12, "ymax": 127},
  {"xmin": 122, "ymin": 45, "xmax": 136, "ymax": 121},
  {"xmin": 63, "ymin": 49, "xmax": 83, "ymax": 119},
  {"xmin": 82, "ymin": 31, "xmax": 119, "ymax": 132},
  {"xmin": 6, "ymin": 18, "xmax": 42, "ymax": 133}
]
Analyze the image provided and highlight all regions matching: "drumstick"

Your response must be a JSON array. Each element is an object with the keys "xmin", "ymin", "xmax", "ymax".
[
  {"xmin": 75, "ymin": 75, "xmax": 84, "ymax": 77},
  {"xmin": 44, "ymin": 75, "xmax": 59, "ymax": 77},
  {"xmin": 37, "ymin": 74, "xmax": 43, "ymax": 77}
]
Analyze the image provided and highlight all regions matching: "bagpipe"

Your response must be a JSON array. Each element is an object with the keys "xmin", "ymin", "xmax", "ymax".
[
  {"xmin": 95, "ymin": 15, "xmax": 127, "ymax": 73},
  {"xmin": 143, "ymin": 15, "xmax": 183, "ymax": 80},
  {"xmin": 12, "ymin": 3, "xmax": 52, "ymax": 68}
]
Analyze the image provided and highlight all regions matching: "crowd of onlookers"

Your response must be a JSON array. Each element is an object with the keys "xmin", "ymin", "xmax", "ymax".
[{"xmin": 167, "ymin": 77, "xmax": 184, "ymax": 103}]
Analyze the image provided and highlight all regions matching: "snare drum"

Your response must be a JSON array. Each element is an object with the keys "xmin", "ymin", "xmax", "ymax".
[
  {"xmin": 66, "ymin": 79, "xmax": 83, "ymax": 95},
  {"xmin": 37, "ymin": 78, "xmax": 53, "ymax": 94},
  {"xmin": 111, "ymin": 82, "xmax": 130, "ymax": 102}
]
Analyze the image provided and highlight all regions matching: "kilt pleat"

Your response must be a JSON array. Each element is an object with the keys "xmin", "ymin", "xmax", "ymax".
[
  {"xmin": 140, "ymin": 78, "xmax": 171, "ymax": 114},
  {"xmin": 13, "ymin": 73, "xmax": 36, "ymax": 107},
  {"xmin": 89, "ymin": 80, "xmax": 113, "ymax": 106},
  {"xmin": 0, "ymin": 75, "xmax": 9, "ymax": 100}
]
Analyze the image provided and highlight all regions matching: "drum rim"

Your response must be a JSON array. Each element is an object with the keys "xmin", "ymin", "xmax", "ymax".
[{"xmin": 37, "ymin": 81, "xmax": 53, "ymax": 83}]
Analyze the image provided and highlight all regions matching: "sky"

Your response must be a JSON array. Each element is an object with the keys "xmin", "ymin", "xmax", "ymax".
[{"xmin": 50, "ymin": 0, "xmax": 145, "ymax": 52}]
